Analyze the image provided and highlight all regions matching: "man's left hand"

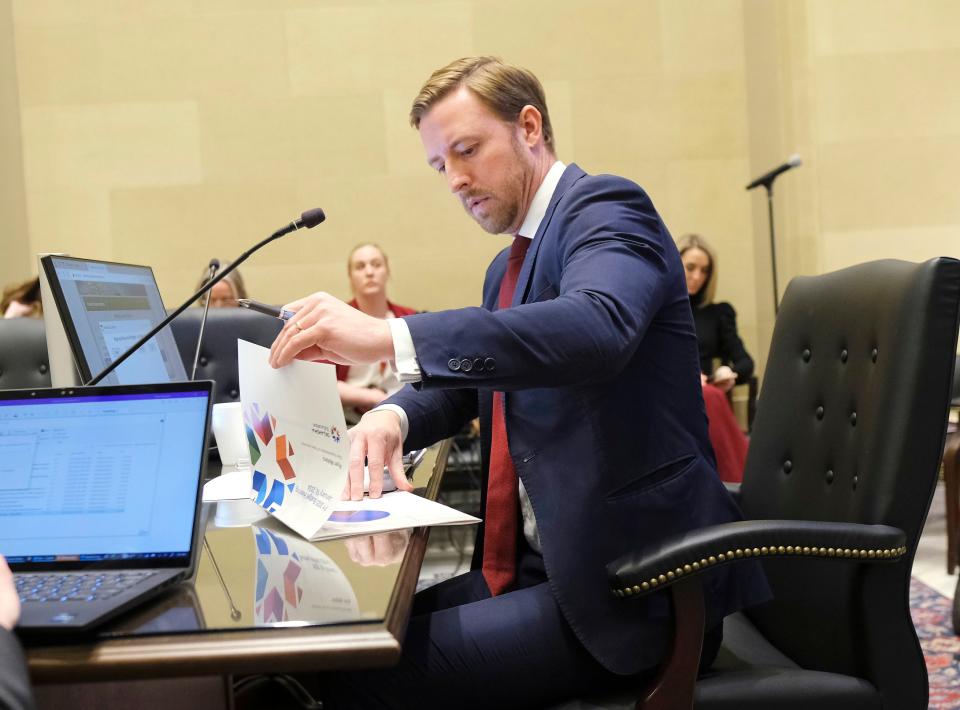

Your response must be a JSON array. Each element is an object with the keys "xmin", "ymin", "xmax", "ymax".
[{"xmin": 269, "ymin": 292, "xmax": 394, "ymax": 368}]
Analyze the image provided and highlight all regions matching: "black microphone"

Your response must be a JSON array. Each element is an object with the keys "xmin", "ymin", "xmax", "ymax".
[
  {"xmin": 191, "ymin": 258, "xmax": 221, "ymax": 380},
  {"xmin": 85, "ymin": 208, "xmax": 326, "ymax": 386},
  {"xmin": 745, "ymin": 154, "xmax": 802, "ymax": 190}
]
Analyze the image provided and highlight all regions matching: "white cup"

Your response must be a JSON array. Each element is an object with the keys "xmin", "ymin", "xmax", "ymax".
[{"xmin": 211, "ymin": 402, "xmax": 249, "ymax": 467}]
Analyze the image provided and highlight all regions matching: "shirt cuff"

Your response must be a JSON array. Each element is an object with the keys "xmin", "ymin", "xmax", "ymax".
[
  {"xmin": 388, "ymin": 317, "xmax": 422, "ymax": 383},
  {"xmin": 368, "ymin": 404, "xmax": 409, "ymax": 441}
]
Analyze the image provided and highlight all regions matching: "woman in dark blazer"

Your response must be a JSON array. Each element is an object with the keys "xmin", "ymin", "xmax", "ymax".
[{"xmin": 677, "ymin": 233, "xmax": 752, "ymax": 482}]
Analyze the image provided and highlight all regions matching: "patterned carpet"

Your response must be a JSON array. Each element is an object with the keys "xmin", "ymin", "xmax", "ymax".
[{"xmin": 912, "ymin": 577, "xmax": 960, "ymax": 708}]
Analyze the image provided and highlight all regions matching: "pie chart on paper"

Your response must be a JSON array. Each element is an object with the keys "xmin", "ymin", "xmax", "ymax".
[{"xmin": 328, "ymin": 510, "xmax": 391, "ymax": 524}]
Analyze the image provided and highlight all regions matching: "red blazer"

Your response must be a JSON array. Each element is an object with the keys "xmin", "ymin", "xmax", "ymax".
[{"xmin": 335, "ymin": 299, "xmax": 417, "ymax": 382}]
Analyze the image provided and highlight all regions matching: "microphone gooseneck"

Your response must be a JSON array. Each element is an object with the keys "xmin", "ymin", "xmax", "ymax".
[
  {"xmin": 85, "ymin": 208, "xmax": 326, "ymax": 386},
  {"xmin": 191, "ymin": 259, "xmax": 221, "ymax": 380}
]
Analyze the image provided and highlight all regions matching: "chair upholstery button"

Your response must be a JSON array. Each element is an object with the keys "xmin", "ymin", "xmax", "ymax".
[
  {"xmin": 840, "ymin": 349, "xmax": 848, "ymax": 363},
  {"xmin": 484, "ymin": 357, "xmax": 496, "ymax": 371},
  {"xmin": 850, "ymin": 412, "xmax": 857, "ymax": 426},
  {"xmin": 229, "ymin": 389, "xmax": 239, "ymax": 399},
  {"xmin": 460, "ymin": 358, "xmax": 473, "ymax": 372},
  {"xmin": 472, "ymin": 358, "xmax": 484, "ymax": 372},
  {"xmin": 199, "ymin": 356, "xmax": 209, "ymax": 366},
  {"xmin": 825, "ymin": 469, "xmax": 834, "ymax": 484},
  {"xmin": 39, "ymin": 364, "xmax": 48, "ymax": 374},
  {"xmin": 802, "ymin": 348, "xmax": 811, "ymax": 362},
  {"xmin": 783, "ymin": 460, "xmax": 793, "ymax": 474},
  {"xmin": 816, "ymin": 406, "xmax": 824, "ymax": 420},
  {"xmin": 448, "ymin": 358, "xmax": 461, "ymax": 371},
  {"xmin": 871, "ymin": 348, "xmax": 878, "ymax": 362},
  {"xmin": 852, "ymin": 474, "xmax": 859, "ymax": 489}
]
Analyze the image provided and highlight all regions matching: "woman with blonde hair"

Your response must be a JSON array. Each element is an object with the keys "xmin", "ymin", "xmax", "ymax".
[
  {"xmin": 677, "ymin": 233, "xmax": 753, "ymax": 482},
  {"xmin": 334, "ymin": 243, "xmax": 416, "ymax": 423}
]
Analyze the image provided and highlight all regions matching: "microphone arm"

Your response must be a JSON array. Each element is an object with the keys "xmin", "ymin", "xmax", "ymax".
[
  {"xmin": 85, "ymin": 208, "xmax": 326, "ymax": 386},
  {"xmin": 191, "ymin": 258, "xmax": 220, "ymax": 380}
]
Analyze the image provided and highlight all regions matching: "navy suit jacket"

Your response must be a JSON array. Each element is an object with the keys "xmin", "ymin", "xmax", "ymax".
[{"xmin": 388, "ymin": 164, "xmax": 768, "ymax": 674}]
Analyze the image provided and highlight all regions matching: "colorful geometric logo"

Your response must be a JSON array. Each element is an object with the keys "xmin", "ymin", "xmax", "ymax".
[
  {"xmin": 330, "ymin": 425, "xmax": 341, "ymax": 444},
  {"xmin": 253, "ymin": 527, "xmax": 303, "ymax": 624},
  {"xmin": 245, "ymin": 402, "xmax": 298, "ymax": 513}
]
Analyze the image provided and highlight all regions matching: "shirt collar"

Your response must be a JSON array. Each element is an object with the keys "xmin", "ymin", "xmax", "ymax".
[{"xmin": 516, "ymin": 160, "xmax": 566, "ymax": 239}]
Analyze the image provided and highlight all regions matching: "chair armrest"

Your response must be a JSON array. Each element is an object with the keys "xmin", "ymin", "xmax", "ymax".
[{"xmin": 608, "ymin": 519, "xmax": 907, "ymax": 598}]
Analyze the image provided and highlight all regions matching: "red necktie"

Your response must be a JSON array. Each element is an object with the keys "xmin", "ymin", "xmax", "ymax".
[{"xmin": 482, "ymin": 236, "xmax": 530, "ymax": 596}]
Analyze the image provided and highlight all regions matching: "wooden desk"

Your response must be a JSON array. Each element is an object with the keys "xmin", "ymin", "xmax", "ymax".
[{"xmin": 26, "ymin": 441, "xmax": 453, "ymax": 704}]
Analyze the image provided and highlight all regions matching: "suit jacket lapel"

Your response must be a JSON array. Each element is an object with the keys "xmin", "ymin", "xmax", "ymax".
[{"xmin": 513, "ymin": 163, "xmax": 587, "ymax": 307}]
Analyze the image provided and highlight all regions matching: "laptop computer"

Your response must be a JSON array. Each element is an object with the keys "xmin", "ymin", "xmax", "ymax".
[
  {"xmin": 39, "ymin": 254, "xmax": 188, "ymax": 386},
  {"xmin": 0, "ymin": 381, "xmax": 212, "ymax": 634}
]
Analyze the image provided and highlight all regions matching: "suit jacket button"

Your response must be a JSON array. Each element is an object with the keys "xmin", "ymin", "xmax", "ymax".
[
  {"xmin": 473, "ymin": 358, "xmax": 485, "ymax": 372},
  {"xmin": 448, "ymin": 358, "xmax": 461, "ymax": 372},
  {"xmin": 484, "ymin": 357, "xmax": 496, "ymax": 371},
  {"xmin": 460, "ymin": 358, "xmax": 473, "ymax": 372}
]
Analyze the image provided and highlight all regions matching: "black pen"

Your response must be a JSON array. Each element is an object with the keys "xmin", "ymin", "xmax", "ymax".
[{"xmin": 237, "ymin": 298, "xmax": 295, "ymax": 321}]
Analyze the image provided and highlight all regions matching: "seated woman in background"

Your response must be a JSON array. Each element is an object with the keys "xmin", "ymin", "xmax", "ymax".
[
  {"xmin": 677, "ymin": 233, "xmax": 753, "ymax": 483},
  {"xmin": 1, "ymin": 277, "xmax": 42, "ymax": 318},
  {"xmin": 336, "ymin": 244, "xmax": 416, "ymax": 423},
  {"xmin": 195, "ymin": 264, "xmax": 248, "ymax": 307}
]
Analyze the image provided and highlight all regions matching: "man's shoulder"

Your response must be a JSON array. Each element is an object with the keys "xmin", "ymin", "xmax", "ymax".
[{"xmin": 558, "ymin": 164, "xmax": 651, "ymax": 209}]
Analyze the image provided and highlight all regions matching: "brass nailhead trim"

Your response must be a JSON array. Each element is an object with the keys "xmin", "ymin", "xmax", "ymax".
[{"xmin": 612, "ymin": 544, "xmax": 908, "ymax": 596}]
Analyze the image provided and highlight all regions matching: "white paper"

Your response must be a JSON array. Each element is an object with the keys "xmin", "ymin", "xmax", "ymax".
[
  {"xmin": 235, "ymin": 340, "xmax": 479, "ymax": 542},
  {"xmin": 238, "ymin": 340, "xmax": 350, "ymax": 540},
  {"xmin": 202, "ymin": 468, "xmax": 252, "ymax": 502},
  {"xmin": 308, "ymin": 490, "xmax": 479, "ymax": 541}
]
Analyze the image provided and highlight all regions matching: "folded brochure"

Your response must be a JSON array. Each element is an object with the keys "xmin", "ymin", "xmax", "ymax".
[{"xmin": 233, "ymin": 340, "xmax": 478, "ymax": 540}]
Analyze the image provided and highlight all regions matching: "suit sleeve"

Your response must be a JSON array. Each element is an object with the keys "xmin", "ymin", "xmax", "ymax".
[
  {"xmin": 716, "ymin": 302, "xmax": 754, "ymax": 382},
  {"xmin": 403, "ymin": 177, "xmax": 675, "ymax": 391},
  {"xmin": 0, "ymin": 629, "xmax": 34, "ymax": 710},
  {"xmin": 383, "ymin": 385, "xmax": 478, "ymax": 452}
]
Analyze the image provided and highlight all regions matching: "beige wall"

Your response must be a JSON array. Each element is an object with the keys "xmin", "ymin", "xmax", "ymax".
[
  {"xmin": 0, "ymin": 0, "xmax": 30, "ymax": 290},
  {"xmin": 3, "ymin": 0, "xmax": 959, "ymax": 368}
]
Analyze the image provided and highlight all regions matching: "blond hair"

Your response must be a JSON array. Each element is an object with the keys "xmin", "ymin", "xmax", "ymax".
[
  {"xmin": 347, "ymin": 243, "xmax": 389, "ymax": 272},
  {"xmin": 409, "ymin": 56, "xmax": 555, "ymax": 151},
  {"xmin": 676, "ymin": 233, "xmax": 717, "ymax": 306}
]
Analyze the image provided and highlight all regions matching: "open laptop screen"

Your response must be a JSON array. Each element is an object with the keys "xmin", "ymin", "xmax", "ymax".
[
  {"xmin": 0, "ymin": 384, "xmax": 210, "ymax": 571},
  {"xmin": 40, "ymin": 255, "xmax": 187, "ymax": 385}
]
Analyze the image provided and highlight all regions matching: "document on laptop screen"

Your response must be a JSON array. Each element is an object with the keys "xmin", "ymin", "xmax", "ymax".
[{"xmin": 0, "ymin": 391, "xmax": 207, "ymax": 563}]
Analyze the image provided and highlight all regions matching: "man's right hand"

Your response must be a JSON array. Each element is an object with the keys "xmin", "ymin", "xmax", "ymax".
[
  {"xmin": 346, "ymin": 410, "xmax": 412, "ymax": 500},
  {"xmin": 0, "ymin": 557, "xmax": 20, "ymax": 631}
]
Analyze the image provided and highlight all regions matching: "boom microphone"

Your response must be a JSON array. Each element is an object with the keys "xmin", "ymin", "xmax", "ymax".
[
  {"xmin": 85, "ymin": 208, "xmax": 326, "ymax": 385},
  {"xmin": 745, "ymin": 154, "xmax": 802, "ymax": 191}
]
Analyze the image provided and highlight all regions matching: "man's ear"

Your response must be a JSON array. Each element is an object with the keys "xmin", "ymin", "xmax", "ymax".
[{"xmin": 517, "ymin": 104, "xmax": 543, "ymax": 148}]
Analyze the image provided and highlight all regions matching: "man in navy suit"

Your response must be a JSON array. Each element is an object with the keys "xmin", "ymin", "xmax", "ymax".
[{"xmin": 270, "ymin": 56, "xmax": 767, "ymax": 708}]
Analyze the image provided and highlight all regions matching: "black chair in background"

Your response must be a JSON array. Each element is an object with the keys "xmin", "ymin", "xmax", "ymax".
[
  {"xmin": 169, "ymin": 308, "xmax": 282, "ymax": 404},
  {"xmin": 0, "ymin": 317, "xmax": 51, "ymax": 389},
  {"xmin": 568, "ymin": 258, "xmax": 960, "ymax": 710}
]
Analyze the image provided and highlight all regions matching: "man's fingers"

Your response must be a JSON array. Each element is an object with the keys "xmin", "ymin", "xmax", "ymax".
[
  {"xmin": 366, "ymin": 434, "xmax": 386, "ymax": 499},
  {"xmin": 346, "ymin": 432, "xmax": 368, "ymax": 501},
  {"xmin": 387, "ymin": 445, "xmax": 412, "ymax": 492}
]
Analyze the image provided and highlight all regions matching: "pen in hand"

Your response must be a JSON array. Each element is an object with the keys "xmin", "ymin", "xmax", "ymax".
[{"xmin": 237, "ymin": 298, "xmax": 295, "ymax": 321}]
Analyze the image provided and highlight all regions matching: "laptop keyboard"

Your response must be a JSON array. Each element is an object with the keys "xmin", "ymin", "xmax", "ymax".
[{"xmin": 16, "ymin": 571, "xmax": 158, "ymax": 604}]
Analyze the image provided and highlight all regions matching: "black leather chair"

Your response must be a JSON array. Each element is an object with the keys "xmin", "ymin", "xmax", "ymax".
[
  {"xmin": 169, "ymin": 308, "xmax": 283, "ymax": 404},
  {"xmin": 579, "ymin": 258, "xmax": 960, "ymax": 710},
  {"xmin": 0, "ymin": 317, "xmax": 51, "ymax": 389}
]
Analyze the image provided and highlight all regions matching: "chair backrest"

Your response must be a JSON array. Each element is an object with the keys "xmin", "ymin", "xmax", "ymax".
[
  {"xmin": 0, "ymin": 317, "xmax": 52, "ymax": 390},
  {"xmin": 170, "ymin": 308, "xmax": 282, "ymax": 404},
  {"xmin": 740, "ymin": 259, "xmax": 960, "ymax": 703}
]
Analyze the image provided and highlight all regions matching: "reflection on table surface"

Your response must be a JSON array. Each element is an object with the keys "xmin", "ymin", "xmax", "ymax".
[{"xmin": 56, "ymin": 443, "xmax": 439, "ymax": 640}]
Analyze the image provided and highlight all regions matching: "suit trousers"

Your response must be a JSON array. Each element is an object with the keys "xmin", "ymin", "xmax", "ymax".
[{"xmin": 313, "ymin": 544, "xmax": 719, "ymax": 709}]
